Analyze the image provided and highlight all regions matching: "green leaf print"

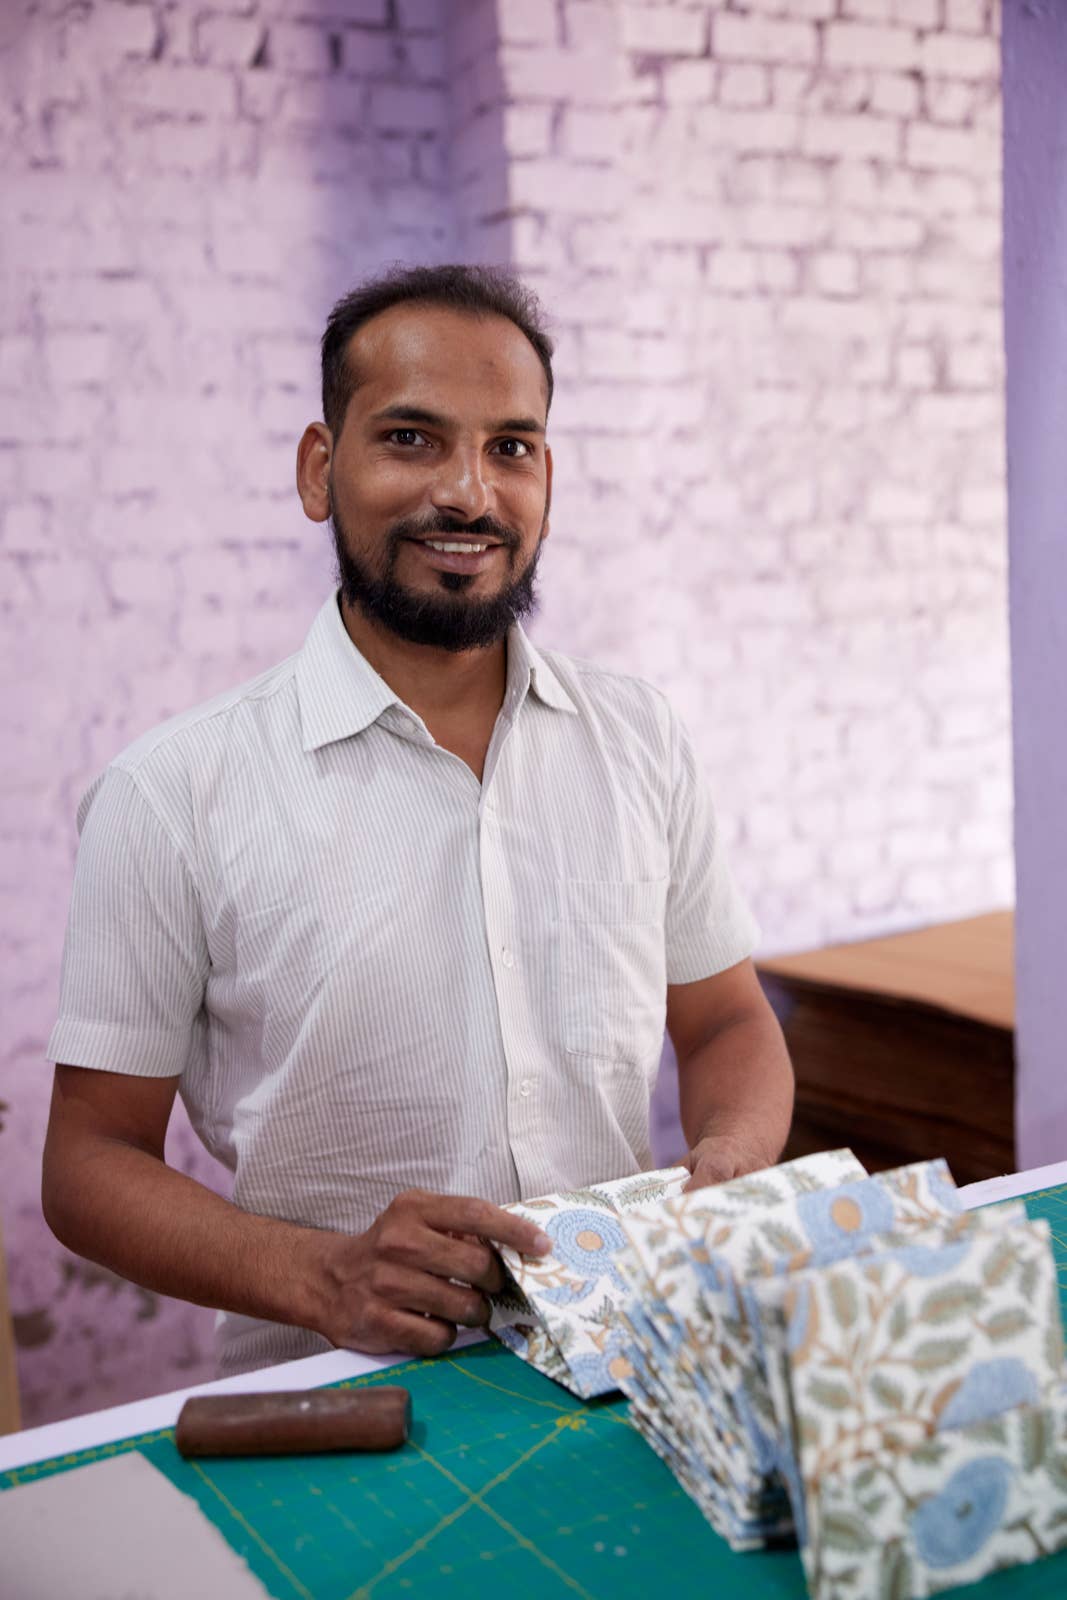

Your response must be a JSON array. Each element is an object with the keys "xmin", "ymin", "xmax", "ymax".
[
  {"xmin": 910, "ymin": 1336, "xmax": 971, "ymax": 1370},
  {"xmin": 919, "ymin": 1283, "xmax": 983, "ymax": 1323}
]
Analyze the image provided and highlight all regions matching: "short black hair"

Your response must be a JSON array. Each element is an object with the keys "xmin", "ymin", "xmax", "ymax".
[{"xmin": 321, "ymin": 263, "xmax": 555, "ymax": 438}]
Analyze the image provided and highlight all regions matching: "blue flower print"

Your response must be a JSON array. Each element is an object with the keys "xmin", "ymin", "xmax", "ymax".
[
  {"xmin": 911, "ymin": 1457, "xmax": 1013, "ymax": 1569},
  {"xmin": 927, "ymin": 1160, "xmax": 964, "ymax": 1215},
  {"xmin": 539, "ymin": 1279, "xmax": 596, "ymax": 1307},
  {"xmin": 545, "ymin": 1208, "xmax": 628, "ymax": 1286},
  {"xmin": 786, "ymin": 1278, "xmax": 818, "ymax": 1360},
  {"xmin": 565, "ymin": 1331, "xmax": 634, "ymax": 1398},
  {"xmin": 891, "ymin": 1239, "xmax": 971, "ymax": 1279},
  {"xmin": 734, "ymin": 1382, "xmax": 777, "ymax": 1477},
  {"xmin": 936, "ymin": 1358, "xmax": 1040, "ymax": 1432},
  {"xmin": 796, "ymin": 1179, "xmax": 896, "ymax": 1260}
]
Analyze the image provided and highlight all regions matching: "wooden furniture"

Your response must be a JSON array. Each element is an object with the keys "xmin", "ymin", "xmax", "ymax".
[
  {"xmin": 0, "ymin": 1220, "xmax": 20, "ymax": 1436},
  {"xmin": 757, "ymin": 911, "xmax": 1014, "ymax": 1187}
]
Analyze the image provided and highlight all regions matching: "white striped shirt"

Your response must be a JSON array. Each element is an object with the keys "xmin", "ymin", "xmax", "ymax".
[{"xmin": 48, "ymin": 591, "xmax": 758, "ymax": 1373}]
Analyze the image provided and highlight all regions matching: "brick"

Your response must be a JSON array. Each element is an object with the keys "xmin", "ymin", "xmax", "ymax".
[
  {"xmin": 739, "ymin": 203, "xmax": 828, "ymax": 248},
  {"xmin": 803, "ymin": 113, "xmax": 900, "ymax": 161},
  {"xmin": 810, "ymin": 251, "xmax": 860, "ymax": 297},
  {"xmin": 920, "ymin": 33, "xmax": 999, "ymax": 81},
  {"xmin": 868, "ymin": 483, "xmax": 932, "ymax": 521},
  {"xmin": 945, "ymin": 0, "xmax": 989, "ymax": 32},
  {"xmin": 90, "ymin": 0, "xmax": 158, "ymax": 59},
  {"xmin": 268, "ymin": 22, "xmax": 339, "ymax": 74},
  {"xmin": 498, "ymin": 46, "xmax": 619, "ymax": 102},
  {"xmin": 661, "ymin": 61, "xmax": 715, "ymax": 102},
  {"xmin": 502, "ymin": 104, "xmax": 554, "ymax": 158},
  {"xmin": 905, "ymin": 121, "xmax": 982, "ymax": 172},
  {"xmin": 370, "ymin": 84, "xmax": 447, "ymax": 133},
  {"xmin": 509, "ymin": 158, "xmax": 624, "ymax": 213},
  {"xmin": 948, "ymin": 343, "xmax": 999, "ymax": 387},
  {"xmin": 563, "ymin": 2, "xmax": 617, "ymax": 52},
  {"xmin": 896, "ymin": 343, "xmax": 938, "ymax": 388},
  {"xmin": 924, "ymin": 78, "xmax": 980, "ymax": 124},
  {"xmin": 45, "ymin": 332, "xmax": 113, "ymax": 385},
  {"xmin": 707, "ymin": 249, "xmax": 759, "ymax": 291},
  {"xmin": 869, "ymin": 71, "xmax": 922, "ymax": 118},
  {"xmin": 694, "ymin": 106, "xmax": 801, "ymax": 153},
  {"xmin": 621, "ymin": 7, "xmax": 707, "ymax": 57},
  {"xmin": 757, "ymin": 249, "xmax": 801, "ymax": 291},
  {"xmin": 717, "ymin": 64, "xmax": 770, "ymax": 108},
  {"xmin": 558, "ymin": 109, "xmax": 618, "ymax": 161},
  {"xmin": 195, "ymin": 16, "xmax": 263, "ymax": 68},
  {"xmin": 713, "ymin": 15, "xmax": 818, "ymax": 65},
  {"xmin": 496, "ymin": 0, "xmax": 559, "ymax": 46},
  {"xmin": 893, "ymin": 0, "xmax": 940, "ymax": 20},
  {"xmin": 118, "ymin": 63, "xmax": 239, "ymax": 120},
  {"xmin": 825, "ymin": 23, "xmax": 919, "ymax": 71}
]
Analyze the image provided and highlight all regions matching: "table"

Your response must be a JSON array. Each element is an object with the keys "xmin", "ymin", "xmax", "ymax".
[
  {"xmin": 2, "ymin": 1162, "xmax": 1065, "ymax": 1600},
  {"xmin": 758, "ymin": 912, "xmax": 1015, "ymax": 1185}
]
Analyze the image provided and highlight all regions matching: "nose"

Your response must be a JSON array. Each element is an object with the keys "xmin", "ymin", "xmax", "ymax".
[{"xmin": 428, "ymin": 444, "xmax": 490, "ymax": 523}]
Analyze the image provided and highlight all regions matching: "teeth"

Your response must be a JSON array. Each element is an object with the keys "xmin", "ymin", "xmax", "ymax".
[{"xmin": 425, "ymin": 540, "xmax": 488, "ymax": 554}]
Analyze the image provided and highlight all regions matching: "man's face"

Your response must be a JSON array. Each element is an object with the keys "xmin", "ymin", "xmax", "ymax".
[{"xmin": 324, "ymin": 303, "xmax": 552, "ymax": 652}]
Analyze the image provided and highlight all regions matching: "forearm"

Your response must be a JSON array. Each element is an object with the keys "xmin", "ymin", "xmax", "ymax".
[
  {"xmin": 42, "ymin": 1129, "xmax": 332, "ymax": 1334},
  {"xmin": 677, "ymin": 1006, "xmax": 794, "ymax": 1168}
]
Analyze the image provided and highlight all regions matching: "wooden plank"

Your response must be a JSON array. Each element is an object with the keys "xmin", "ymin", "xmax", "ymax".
[
  {"xmin": 758, "ymin": 910, "xmax": 1014, "ymax": 1031},
  {"xmin": 0, "ymin": 1220, "xmax": 20, "ymax": 1437}
]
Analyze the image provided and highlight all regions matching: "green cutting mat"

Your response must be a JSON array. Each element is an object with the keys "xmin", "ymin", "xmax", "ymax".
[{"xmin": 4, "ymin": 1183, "xmax": 1067, "ymax": 1600}]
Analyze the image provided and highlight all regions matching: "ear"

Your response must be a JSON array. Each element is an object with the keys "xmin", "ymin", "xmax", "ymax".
[
  {"xmin": 541, "ymin": 442, "xmax": 553, "ymax": 542},
  {"xmin": 296, "ymin": 422, "xmax": 333, "ymax": 523}
]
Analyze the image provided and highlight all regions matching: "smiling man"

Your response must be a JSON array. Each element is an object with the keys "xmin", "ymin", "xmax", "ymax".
[{"xmin": 42, "ymin": 265, "xmax": 793, "ymax": 1377}]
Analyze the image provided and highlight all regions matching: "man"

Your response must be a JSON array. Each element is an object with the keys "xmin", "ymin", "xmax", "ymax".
[{"xmin": 42, "ymin": 265, "xmax": 793, "ymax": 1377}]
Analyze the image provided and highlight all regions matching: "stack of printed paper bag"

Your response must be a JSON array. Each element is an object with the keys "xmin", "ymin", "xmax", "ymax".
[{"xmin": 491, "ymin": 1150, "xmax": 1067, "ymax": 1598}]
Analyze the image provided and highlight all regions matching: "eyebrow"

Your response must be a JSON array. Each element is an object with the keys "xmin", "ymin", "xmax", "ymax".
[{"xmin": 372, "ymin": 405, "xmax": 545, "ymax": 436}]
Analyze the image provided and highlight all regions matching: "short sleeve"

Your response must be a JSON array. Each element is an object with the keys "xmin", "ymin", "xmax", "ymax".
[
  {"xmin": 46, "ymin": 766, "xmax": 209, "ymax": 1077},
  {"xmin": 664, "ymin": 706, "xmax": 760, "ymax": 985}
]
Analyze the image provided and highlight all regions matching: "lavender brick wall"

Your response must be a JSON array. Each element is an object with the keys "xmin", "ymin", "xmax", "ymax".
[
  {"xmin": 2, "ymin": 0, "xmax": 1011, "ymax": 1427},
  {"xmin": 504, "ymin": 0, "xmax": 1010, "ymax": 958},
  {"xmin": 1, "ymin": 0, "xmax": 454, "ymax": 1426}
]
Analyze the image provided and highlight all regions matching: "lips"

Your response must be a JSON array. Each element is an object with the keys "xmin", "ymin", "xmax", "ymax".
[{"xmin": 406, "ymin": 538, "xmax": 504, "ymax": 575}]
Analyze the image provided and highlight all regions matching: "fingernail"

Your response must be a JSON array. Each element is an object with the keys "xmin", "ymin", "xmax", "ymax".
[{"xmin": 534, "ymin": 1230, "xmax": 552, "ymax": 1253}]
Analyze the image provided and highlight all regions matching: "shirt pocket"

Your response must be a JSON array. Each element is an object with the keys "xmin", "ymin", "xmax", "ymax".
[{"xmin": 556, "ymin": 876, "xmax": 669, "ymax": 1067}]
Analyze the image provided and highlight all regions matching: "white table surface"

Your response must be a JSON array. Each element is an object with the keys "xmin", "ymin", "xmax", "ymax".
[{"xmin": 4, "ymin": 1159, "xmax": 1066, "ymax": 1477}]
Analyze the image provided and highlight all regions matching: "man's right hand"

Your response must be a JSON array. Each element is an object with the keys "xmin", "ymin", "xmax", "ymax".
[{"xmin": 311, "ymin": 1189, "xmax": 553, "ymax": 1358}]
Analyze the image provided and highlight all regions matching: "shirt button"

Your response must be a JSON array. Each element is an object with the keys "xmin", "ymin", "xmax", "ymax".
[
  {"xmin": 519, "ymin": 1079, "xmax": 532, "ymax": 1097},
  {"xmin": 500, "ymin": 947, "xmax": 515, "ymax": 968}
]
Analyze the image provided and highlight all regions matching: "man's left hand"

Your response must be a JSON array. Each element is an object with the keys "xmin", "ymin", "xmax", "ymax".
[{"xmin": 683, "ymin": 1133, "xmax": 771, "ymax": 1192}]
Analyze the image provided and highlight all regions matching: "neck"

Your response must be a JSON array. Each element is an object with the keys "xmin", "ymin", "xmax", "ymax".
[{"xmin": 338, "ymin": 595, "xmax": 508, "ymax": 724}]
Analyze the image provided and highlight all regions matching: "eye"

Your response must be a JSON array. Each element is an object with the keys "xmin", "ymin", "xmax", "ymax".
[
  {"xmin": 492, "ymin": 438, "xmax": 532, "ymax": 459},
  {"xmin": 387, "ymin": 428, "xmax": 429, "ymax": 447}
]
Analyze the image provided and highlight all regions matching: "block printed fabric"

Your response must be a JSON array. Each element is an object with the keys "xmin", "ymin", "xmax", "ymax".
[{"xmin": 489, "ymin": 1151, "xmax": 1067, "ymax": 1597}]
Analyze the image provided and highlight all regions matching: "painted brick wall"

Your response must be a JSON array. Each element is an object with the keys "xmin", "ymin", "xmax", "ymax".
[
  {"xmin": 2, "ymin": 0, "xmax": 1010, "ymax": 1427},
  {"xmin": 499, "ymin": 0, "xmax": 1010, "ymax": 955},
  {"xmin": 1, "ymin": 0, "xmax": 454, "ymax": 1426}
]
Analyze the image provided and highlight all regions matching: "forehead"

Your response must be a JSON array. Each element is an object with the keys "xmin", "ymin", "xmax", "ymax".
[{"xmin": 344, "ymin": 303, "xmax": 548, "ymax": 422}]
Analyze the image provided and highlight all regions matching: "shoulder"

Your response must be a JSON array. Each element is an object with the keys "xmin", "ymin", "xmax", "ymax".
[
  {"xmin": 78, "ymin": 654, "xmax": 299, "ymax": 833},
  {"xmin": 534, "ymin": 642, "xmax": 675, "ymax": 745}
]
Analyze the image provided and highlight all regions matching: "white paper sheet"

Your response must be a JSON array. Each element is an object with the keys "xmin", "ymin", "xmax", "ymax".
[{"xmin": 0, "ymin": 1449, "xmax": 271, "ymax": 1598}]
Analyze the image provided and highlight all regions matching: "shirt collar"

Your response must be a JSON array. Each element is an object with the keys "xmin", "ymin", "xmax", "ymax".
[
  {"xmin": 506, "ymin": 621, "xmax": 579, "ymax": 717},
  {"xmin": 296, "ymin": 591, "xmax": 577, "ymax": 753}
]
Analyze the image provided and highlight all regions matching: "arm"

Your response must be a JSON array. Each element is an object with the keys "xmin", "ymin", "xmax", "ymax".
[
  {"xmin": 666, "ymin": 957, "xmax": 794, "ymax": 1190},
  {"xmin": 42, "ymin": 1064, "xmax": 551, "ymax": 1358}
]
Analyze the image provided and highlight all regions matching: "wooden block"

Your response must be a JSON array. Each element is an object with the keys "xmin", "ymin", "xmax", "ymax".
[{"xmin": 175, "ymin": 1387, "xmax": 411, "ymax": 1458}]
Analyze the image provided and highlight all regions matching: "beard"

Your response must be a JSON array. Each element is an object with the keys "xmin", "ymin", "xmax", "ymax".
[{"xmin": 330, "ymin": 502, "xmax": 545, "ymax": 653}]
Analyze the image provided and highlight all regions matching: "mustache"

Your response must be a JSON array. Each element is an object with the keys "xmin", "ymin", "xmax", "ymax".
[{"xmin": 388, "ymin": 512, "xmax": 520, "ymax": 548}]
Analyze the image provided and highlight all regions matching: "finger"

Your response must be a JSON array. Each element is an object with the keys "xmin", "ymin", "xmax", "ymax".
[
  {"xmin": 379, "ymin": 1267, "xmax": 491, "ymax": 1329},
  {"xmin": 391, "ymin": 1228, "xmax": 501, "ymax": 1292},
  {"xmin": 420, "ymin": 1194, "xmax": 552, "ymax": 1258},
  {"xmin": 371, "ymin": 1311, "xmax": 458, "ymax": 1360}
]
